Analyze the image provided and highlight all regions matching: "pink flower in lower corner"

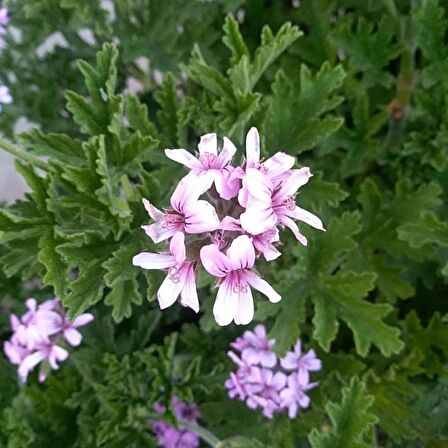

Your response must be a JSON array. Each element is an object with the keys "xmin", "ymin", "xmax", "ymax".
[
  {"xmin": 279, "ymin": 373, "xmax": 318, "ymax": 419},
  {"xmin": 200, "ymin": 235, "xmax": 281, "ymax": 326},
  {"xmin": 133, "ymin": 231, "xmax": 199, "ymax": 312},
  {"xmin": 239, "ymin": 167, "xmax": 325, "ymax": 244},
  {"xmin": 141, "ymin": 174, "xmax": 220, "ymax": 243}
]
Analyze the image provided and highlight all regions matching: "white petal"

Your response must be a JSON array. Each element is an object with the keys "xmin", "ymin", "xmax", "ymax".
[
  {"xmin": 263, "ymin": 152, "xmax": 295, "ymax": 178},
  {"xmin": 227, "ymin": 235, "xmax": 256, "ymax": 270},
  {"xmin": 18, "ymin": 351, "xmax": 46, "ymax": 380},
  {"xmin": 240, "ymin": 200, "xmax": 277, "ymax": 236},
  {"xmin": 170, "ymin": 175, "xmax": 201, "ymax": 212},
  {"xmin": 132, "ymin": 252, "xmax": 176, "ymax": 269},
  {"xmin": 142, "ymin": 222, "xmax": 176, "ymax": 244},
  {"xmin": 64, "ymin": 328, "xmax": 82, "ymax": 346},
  {"xmin": 198, "ymin": 133, "xmax": 218, "ymax": 156},
  {"xmin": 72, "ymin": 313, "xmax": 95, "ymax": 328},
  {"xmin": 234, "ymin": 287, "xmax": 254, "ymax": 325},
  {"xmin": 290, "ymin": 206, "xmax": 325, "ymax": 231},
  {"xmin": 200, "ymin": 244, "xmax": 232, "ymax": 277},
  {"xmin": 142, "ymin": 198, "xmax": 164, "ymax": 221},
  {"xmin": 164, "ymin": 149, "xmax": 201, "ymax": 170},
  {"xmin": 180, "ymin": 266, "xmax": 200, "ymax": 313},
  {"xmin": 280, "ymin": 216, "xmax": 308, "ymax": 246},
  {"xmin": 213, "ymin": 277, "xmax": 238, "ymax": 326},
  {"xmin": 218, "ymin": 137, "xmax": 237, "ymax": 167},
  {"xmin": 246, "ymin": 127, "xmax": 260, "ymax": 166},
  {"xmin": 245, "ymin": 168, "xmax": 273, "ymax": 202},
  {"xmin": 246, "ymin": 272, "xmax": 281, "ymax": 303},
  {"xmin": 169, "ymin": 231, "xmax": 186, "ymax": 264},
  {"xmin": 276, "ymin": 167, "xmax": 312, "ymax": 198},
  {"xmin": 157, "ymin": 274, "xmax": 185, "ymax": 310},
  {"xmin": 184, "ymin": 200, "xmax": 220, "ymax": 233}
]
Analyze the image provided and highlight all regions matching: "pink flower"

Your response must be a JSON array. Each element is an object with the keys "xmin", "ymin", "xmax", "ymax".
[
  {"xmin": 280, "ymin": 340, "xmax": 322, "ymax": 383},
  {"xmin": 0, "ymin": 7, "xmax": 9, "ymax": 27},
  {"xmin": 239, "ymin": 167, "xmax": 324, "ymax": 242},
  {"xmin": 279, "ymin": 374, "xmax": 318, "ymax": 419},
  {"xmin": 52, "ymin": 313, "xmax": 95, "ymax": 346},
  {"xmin": 238, "ymin": 324, "xmax": 277, "ymax": 368},
  {"xmin": 165, "ymin": 133, "xmax": 241, "ymax": 199},
  {"xmin": 18, "ymin": 341, "xmax": 69, "ymax": 382},
  {"xmin": 247, "ymin": 368, "xmax": 287, "ymax": 419},
  {"xmin": 200, "ymin": 235, "xmax": 281, "ymax": 326},
  {"xmin": 133, "ymin": 231, "xmax": 199, "ymax": 312},
  {"xmin": 141, "ymin": 175, "xmax": 220, "ymax": 243}
]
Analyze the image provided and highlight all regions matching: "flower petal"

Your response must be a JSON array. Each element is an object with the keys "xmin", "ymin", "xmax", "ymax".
[
  {"xmin": 213, "ymin": 277, "xmax": 238, "ymax": 326},
  {"xmin": 72, "ymin": 313, "xmax": 94, "ymax": 328},
  {"xmin": 198, "ymin": 133, "xmax": 218, "ymax": 156},
  {"xmin": 244, "ymin": 168, "xmax": 273, "ymax": 202},
  {"xmin": 246, "ymin": 127, "xmax": 260, "ymax": 166},
  {"xmin": 170, "ymin": 175, "xmax": 201, "ymax": 212},
  {"xmin": 227, "ymin": 235, "xmax": 256, "ymax": 270},
  {"xmin": 170, "ymin": 231, "xmax": 186, "ymax": 264},
  {"xmin": 180, "ymin": 265, "xmax": 200, "ymax": 313},
  {"xmin": 184, "ymin": 200, "xmax": 220, "ymax": 234},
  {"xmin": 157, "ymin": 272, "xmax": 185, "ymax": 310},
  {"xmin": 245, "ymin": 272, "xmax": 281, "ymax": 303},
  {"xmin": 133, "ymin": 252, "xmax": 176, "ymax": 269},
  {"xmin": 142, "ymin": 198, "xmax": 164, "ymax": 221},
  {"xmin": 290, "ymin": 206, "xmax": 325, "ymax": 231},
  {"xmin": 263, "ymin": 152, "xmax": 295, "ymax": 178},
  {"xmin": 164, "ymin": 148, "xmax": 201, "ymax": 170},
  {"xmin": 18, "ymin": 351, "xmax": 46, "ymax": 381},
  {"xmin": 234, "ymin": 286, "xmax": 254, "ymax": 325},
  {"xmin": 200, "ymin": 244, "xmax": 232, "ymax": 277},
  {"xmin": 218, "ymin": 137, "xmax": 237, "ymax": 167},
  {"xmin": 276, "ymin": 167, "xmax": 312, "ymax": 198},
  {"xmin": 240, "ymin": 200, "xmax": 277, "ymax": 236},
  {"xmin": 279, "ymin": 216, "xmax": 308, "ymax": 246},
  {"xmin": 64, "ymin": 327, "xmax": 83, "ymax": 346},
  {"xmin": 142, "ymin": 222, "xmax": 176, "ymax": 244}
]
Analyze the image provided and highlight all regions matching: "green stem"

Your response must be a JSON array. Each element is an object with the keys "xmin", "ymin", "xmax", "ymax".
[
  {"xmin": 0, "ymin": 137, "xmax": 49, "ymax": 171},
  {"xmin": 178, "ymin": 420, "xmax": 221, "ymax": 447}
]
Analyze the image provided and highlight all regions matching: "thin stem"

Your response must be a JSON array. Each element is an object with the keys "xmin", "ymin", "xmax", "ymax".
[
  {"xmin": 178, "ymin": 420, "xmax": 221, "ymax": 447},
  {"xmin": 0, "ymin": 137, "xmax": 49, "ymax": 171}
]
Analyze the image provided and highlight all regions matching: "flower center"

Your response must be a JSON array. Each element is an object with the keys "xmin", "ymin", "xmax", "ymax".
[
  {"xmin": 199, "ymin": 152, "xmax": 219, "ymax": 169},
  {"xmin": 168, "ymin": 266, "xmax": 182, "ymax": 283},
  {"xmin": 162, "ymin": 210, "xmax": 184, "ymax": 229}
]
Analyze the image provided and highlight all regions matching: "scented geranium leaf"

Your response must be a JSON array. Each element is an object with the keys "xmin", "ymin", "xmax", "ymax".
[
  {"xmin": 397, "ymin": 211, "xmax": 448, "ymax": 249},
  {"xmin": 310, "ymin": 211, "xmax": 362, "ymax": 274},
  {"xmin": 155, "ymin": 73, "xmax": 182, "ymax": 147},
  {"xmin": 313, "ymin": 271, "xmax": 404, "ymax": 356},
  {"xmin": 37, "ymin": 227, "xmax": 68, "ymax": 297},
  {"xmin": 125, "ymin": 95, "xmax": 159, "ymax": 138},
  {"xmin": 103, "ymin": 240, "xmax": 143, "ymax": 322},
  {"xmin": 309, "ymin": 377, "xmax": 377, "ymax": 448},
  {"xmin": 402, "ymin": 312, "xmax": 448, "ymax": 377},
  {"xmin": 300, "ymin": 171, "xmax": 348, "ymax": 209},
  {"xmin": 184, "ymin": 46, "xmax": 234, "ymax": 97},
  {"xmin": 105, "ymin": 278, "xmax": 142, "ymax": 323},
  {"xmin": 66, "ymin": 43, "xmax": 121, "ymax": 136},
  {"xmin": 14, "ymin": 161, "xmax": 48, "ymax": 213},
  {"xmin": 223, "ymin": 14, "xmax": 249, "ymax": 66},
  {"xmin": 228, "ymin": 22, "xmax": 302, "ymax": 93},
  {"xmin": 265, "ymin": 64, "xmax": 345, "ymax": 154},
  {"xmin": 64, "ymin": 258, "xmax": 106, "ymax": 320},
  {"xmin": 333, "ymin": 15, "xmax": 400, "ymax": 88},
  {"xmin": 19, "ymin": 128, "xmax": 84, "ymax": 165}
]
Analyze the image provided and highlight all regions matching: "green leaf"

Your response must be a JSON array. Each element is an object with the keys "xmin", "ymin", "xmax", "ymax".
[
  {"xmin": 125, "ymin": 95, "xmax": 159, "ymax": 138},
  {"xmin": 64, "ymin": 258, "xmax": 106, "ymax": 320},
  {"xmin": 104, "ymin": 278, "xmax": 142, "ymax": 323},
  {"xmin": 265, "ymin": 64, "xmax": 345, "ymax": 154},
  {"xmin": 37, "ymin": 227, "xmax": 68, "ymax": 297},
  {"xmin": 223, "ymin": 14, "xmax": 249, "ymax": 66},
  {"xmin": 228, "ymin": 22, "xmax": 302, "ymax": 93},
  {"xmin": 397, "ymin": 211, "xmax": 448, "ymax": 249},
  {"xmin": 300, "ymin": 172, "xmax": 348, "ymax": 209},
  {"xmin": 309, "ymin": 377, "xmax": 378, "ymax": 448},
  {"xmin": 312, "ymin": 271, "xmax": 404, "ymax": 356}
]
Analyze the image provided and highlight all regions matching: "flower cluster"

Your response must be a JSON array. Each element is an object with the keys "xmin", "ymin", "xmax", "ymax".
[
  {"xmin": 225, "ymin": 325, "xmax": 321, "ymax": 419},
  {"xmin": 0, "ymin": 6, "xmax": 8, "ymax": 49},
  {"xmin": 133, "ymin": 128, "xmax": 324, "ymax": 326},
  {"xmin": 3, "ymin": 298, "xmax": 94, "ymax": 382},
  {"xmin": 152, "ymin": 396, "xmax": 201, "ymax": 448}
]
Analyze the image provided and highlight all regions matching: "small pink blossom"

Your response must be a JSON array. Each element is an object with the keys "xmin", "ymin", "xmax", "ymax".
[
  {"xmin": 200, "ymin": 235, "xmax": 281, "ymax": 326},
  {"xmin": 0, "ymin": 85, "xmax": 12, "ymax": 111},
  {"xmin": 280, "ymin": 374, "xmax": 318, "ymax": 419},
  {"xmin": 141, "ymin": 175, "xmax": 220, "ymax": 243},
  {"xmin": 133, "ymin": 231, "xmax": 199, "ymax": 312},
  {"xmin": 280, "ymin": 340, "xmax": 322, "ymax": 383}
]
